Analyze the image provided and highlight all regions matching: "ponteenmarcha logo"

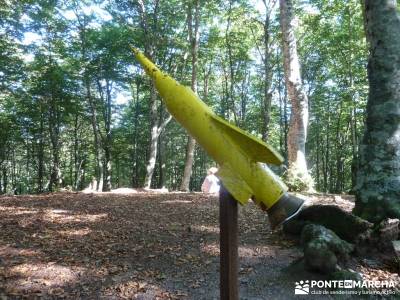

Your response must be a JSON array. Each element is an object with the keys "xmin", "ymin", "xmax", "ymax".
[
  {"xmin": 295, "ymin": 280, "xmax": 310, "ymax": 294},
  {"xmin": 294, "ymin": 279, "xmax": 397, "ymax": 296}
]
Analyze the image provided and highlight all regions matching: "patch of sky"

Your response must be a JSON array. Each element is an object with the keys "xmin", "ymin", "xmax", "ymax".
[
  {"xmin": 22, "ymin": 32, "xmax": 41, "ymax": 46},
  {"xmin": 115, "ymin": 92, "xmax": 130, "ymax": 105}
]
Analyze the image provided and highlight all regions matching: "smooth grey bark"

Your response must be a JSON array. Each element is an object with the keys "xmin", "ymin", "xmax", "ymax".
[
  {"xmin": 143, "ymin": 84, "xmax": 159, "ymax": 189},
  {"xmin": 158, "ymin": 132, "xmax": 167, "ymax": 188},
  {"xmin": 48, "ymin": 75, "xmax": 62, "ymax": 192},
  {"xmin": 275, "ymin": 49, "xmax": 289, "ymax": 161},
  {"xmin": 72, "ymin": 115, "xmax": 85, "ymax": 191},
  {"xmin": 37, "ymin": 106, "xmax": 44, "ymax": 193},
  {"xmin": 87, "ymin": 88, "xmax": 103, "ymax": 192},
  {"xmin": 48, "ymin": 112, "xmax": 62, "ymax": 192},
  {"xmin": 73, "ymin": 114, "xmax": 79, "ymax": 189},
  {"xmin": 135, "ymin": 0, "xmax": 172, "ymax": 189},
  {"xmin": 261, "ymin": 0, "xmax": 274, "ymax": 141},
  {"xmin": 100, "ymin": 79, "xmax": 112, "ymax": 192},
  {"xmin": 131, "ymin": 79, "xmax": 141, "ymax": 187},
  {"xmin": 224, "ymin": 0, "xmax": 238, "ymax": 124},
  {"xmin": 87, "ymin": 75, "xmax": 103, "ymax": 192},
  {"xmin": 75, "ymin": 10, "xmax": 103, "ymax": 192},
  {"xmin": 2, "ymin": 168, "xmax": 6, "ymax": 194},
  {"xmin": 354, "ymin": 0, "xmax": 400, "ymax": 223},
  {"xmin": 279, "ymin": 0, "xmax": 313, "ymax": 190},
  {"xmin": 143, "ymin": 84, "xmax": 172, "ymax": 188},
  {"xmin": 180, "ymin": 0, "xmax": 200, "ymax": 191},
  {"xmin": 180, "ymin": 137, "xmax": 196, "ymax": 191}
]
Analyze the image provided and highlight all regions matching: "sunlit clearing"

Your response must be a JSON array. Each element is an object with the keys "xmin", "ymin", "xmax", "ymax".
[
  {"xmin": 109, "ymin": 188, "xmax": 138, "ymax": 194},
  {"xmin": 82, "ymin": 187, "xmax": 170, "ymax": 194},
  {"xmin": 58, "ymin": 228, "xmax": 91, "ymax": 237},
  {"xmin": 43, "ymin": 209, "xmax": 107, "ymax": 224},
  {"xmin": 143, "ymin": 188, "xmax": 169, "ymax": 193},
  {"xmin": 50, "ymin": 209, "xmax": 69, "ymax": 214},
  {"xmin": 0, "ymin": 206, "xmax": 38, "ymax": 215},
  {"xmin": 161, "ymin": 200, "xmax": 192, "ymax": 204},
  {"xmin": 8, "ymin": 263, "xmax": 83, "ymax": 290},
  {"xmin": 82, "ymin": 187, "xmax": 139, "ymax": 194},
  {"xmin": 201, "ymin": 242, "xmax": 278, "ymax": 259},
  {"xmin": 191, "ymin": 225, "xmax": 219, "ymax": 234},
  {"xmin": 104, "ymin": 280, "xmax": 153, "ymax": 298},
  {"xmin": 0, "ymin": 246, "xmax": 42, "ymax": 258},
  {"xmin": 201, "ymin": 242, "xmax": 220, "ymax": 256}
]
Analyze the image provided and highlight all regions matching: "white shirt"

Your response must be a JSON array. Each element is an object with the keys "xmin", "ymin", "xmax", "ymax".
[{"xmin": 201, "ymin": 174, "xmax": 220, "ymax": 194}]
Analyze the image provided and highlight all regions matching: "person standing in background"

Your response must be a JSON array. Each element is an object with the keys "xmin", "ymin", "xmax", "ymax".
[{"xmin": 201, "ymin": 167, "xmax": 220, "ymax": 194}]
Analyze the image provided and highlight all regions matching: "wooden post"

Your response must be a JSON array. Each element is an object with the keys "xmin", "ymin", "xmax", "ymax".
[{"xmin": 219, "ymin": 185, "xmax": 239, "ymax": 300}]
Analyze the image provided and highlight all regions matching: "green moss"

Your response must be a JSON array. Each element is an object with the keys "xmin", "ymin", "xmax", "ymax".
[{"xmin": 301, "ymin": 224, "xmax": 354, "ymax": 274}]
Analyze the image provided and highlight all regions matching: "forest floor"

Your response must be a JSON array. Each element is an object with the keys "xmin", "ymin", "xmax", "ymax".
[{"xmin": 0, "ymin": 190, "xmax": 398, "ymax": 299}]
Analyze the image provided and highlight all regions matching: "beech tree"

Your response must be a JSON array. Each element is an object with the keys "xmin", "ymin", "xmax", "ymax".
[
  {"xmin": 354, "ymin": 0, "xmax": 400, "ymax": 223},
  {"xmin": 0, "ymin": 0, "xmax": 380, "ymax": 196},
  {"xmin": 180, "ymin": 0, "xmax": 200, "ymax": 191},
  {"xmin": 279, "ymin": 0, "xmax": 313, "ymax": 190}
]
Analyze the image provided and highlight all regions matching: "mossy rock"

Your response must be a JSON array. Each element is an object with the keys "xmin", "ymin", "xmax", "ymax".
[
  {"xmin": 330, "ymin": 269, "xmax": 363, "ymax": 282},
  {"xmin": 304, "ymin": 239, "xmax": 338, "ymax": 274},
  {"xmin": 301, "ymin": 224, "xmax": 354, "ymax": 258},
  {"xmin": 290, "ymin": 205, "xmax": 372, "ymax": 242},
  {"xmin": 301, "ymin": 224, "xmax": 354, "ymax": 274},
  {"xmin": 283, "ymin": 218, "xmax": 310, "ymax": 235}
]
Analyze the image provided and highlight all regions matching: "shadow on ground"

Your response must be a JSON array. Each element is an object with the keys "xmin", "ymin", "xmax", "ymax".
[{"xmin": 1, "ymin": 192, "xmax": 392, "ymax": 299}]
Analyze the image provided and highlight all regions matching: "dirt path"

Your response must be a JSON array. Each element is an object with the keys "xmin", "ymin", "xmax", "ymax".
[{"xmin": 0, "ymin": 192, "xmax": 397, "ymax": 299}]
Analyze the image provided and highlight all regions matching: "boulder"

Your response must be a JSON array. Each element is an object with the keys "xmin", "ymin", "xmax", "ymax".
[
  {"xmin": 330, "ymin": 269, "xmax": 363, "ymax": 282},
  {"xmin": 355, "ymin": 218, "xmax": 399, "ymax": 254},
  {"xmin": 376, "ymin": 218, "xmax": 399, "ymax": 250},
  {"xmin": 303, "ymin": 239, "xmax": 338, "ymax": 274},
  {"xmin": 301, "ymin": 224, "xmax": 354, "ymax": 274},
  {"xmin": 282, "ymin": 218, "xmax": 310, "ymax": 236},
  {"xmin": 284, "ymin": 205, "xmax": 372, "ymax": 242},
  {"xmin": 392, "ymin": 240, "xmax": 400, "ymax": 259}
]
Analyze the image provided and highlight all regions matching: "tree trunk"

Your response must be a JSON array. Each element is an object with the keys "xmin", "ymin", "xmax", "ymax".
[
  {"xmin": 73, "ymin": 114, "xmax": 79, "ymax": 189},
  {"xmin": 334, "ymin": 103, "xmax": 343, "ymax": 193},
  {"xmin": 86, "ymin": 82, "xmax": 102, "ymax": 191},
  {"xmin": 37, "ymin": 109, "xmax": 44, "ymax": 193},
  {"xmin": 279, "ymin": 0, "xmax": 313, "ymax": 191},
  {"xmin": 132, "ymin": 79, "xmax": 140, "ymax": 187},
  {"xmin": 11, "ymin": 148, "xmax": 15, "ymax": 193},
  {"xmin": 80, "ymin": 157, "xmax": 86, "ymax": 190},
  {"xmin": 180, "ymin": 0, "xmax": 200, "ymax": 191},
  {"xmin": 103, "ymin": 145, "xmax": 112, "ymax": 191},
  {"xmin": 49, "ymin": 133, "xmax": 61, "ymax": 192},
  {"xmin": 144, "ymin": 84, "xmax": 159, "ymax": 189},
  {"xmin": 224, "ymin": 0, "xmax": 238, "ymax": 124},
  {"xmin": 158, "ymin": 133, "xmax": 167, "ymax": 188},
  {"xmin": 48, "ymin": 97, "xmax": 62, "ymax": 192},
  {"xmin": 76, "ymin": 158, "xmax": 85, "ymax": 191},
  {"xmin": 102, "ymin": 80, "xmax": 112, "ymax": 191},
  {"xmin": 350, "ymin": 106, "xmax": 359, "ymax": 191},
  {"xmin": 316, "ymin": 116, "xmax": 321, "ymax": 190},
  {"xmin": 354, "ymin": 0, "xmax": 400, "ymax": 223},
  {"xmin": 137, "ymin": 0, "xmax": 172, "ymax": 189},
  {"xmin": 77, "ymin": 15, "xmax": 103, "ymax": 192},
  {"xmin": 277, "ymin": 49, "xmax": 288, "ymax": 160},
  {"xmin": 323, "ymin": 117, "xmax": 330, "ymax": 192},
  {"xmin": 261, "ymin": 0, "xmax": 273, "ymax": 141},
  {"xmin": 2, "ymin": 168, "xmax": 6, "ymax": 194},
  {"xmin": 180, "ymin": 137, "xmax": 196, "ymax": 191},
  {"xmin": 143, "ymin": 84, "xmax": 172, "ymax": 189}
]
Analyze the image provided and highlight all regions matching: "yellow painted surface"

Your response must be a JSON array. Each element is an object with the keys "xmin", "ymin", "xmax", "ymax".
[{"xmin": 132, "ymin": 47, "xmax": 288, "ymax": 208}]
